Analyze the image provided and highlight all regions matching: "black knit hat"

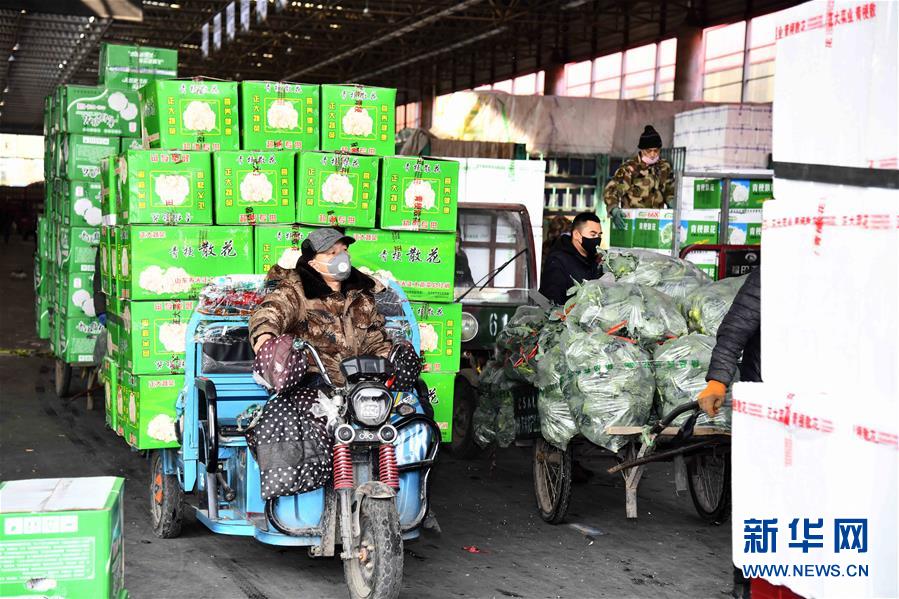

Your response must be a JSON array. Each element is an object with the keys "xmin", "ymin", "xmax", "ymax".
[{"xmin": 638, "ymin": 125, "xmax": 662, "ymax": 150}]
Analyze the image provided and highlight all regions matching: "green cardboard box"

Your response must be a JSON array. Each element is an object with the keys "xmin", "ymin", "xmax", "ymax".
[
  {"xmin": 62, "ymin": 181, "xmax": 104, "ymax": 227},
  {"xmin": 633, "ymin": 209, "xmax": 674, "ymax": 250},
  {"xmin": 102, "ymin": 357, "xmax": 119, "ymax": 432},
  {"xmin": 100, "ymin": 157, "xmax": 117, "ymax": 220},
  {"xmin": 121, "ymin": 371, "xmax": 183, "ymax": 450},
  {"xmin": 609, "ymin": 208, "xmax": 637, "ymax": 248},
  {"xmin": 58, "ymin": 270, "xmax": 97, "ymax": 319},
  {"xmin": 116, "ymin": 149, "xmax": 213, "ymax": 225},
  {"xmin": 692, "ymin": 179, "xmax": 722, "ymax": 209},
  {"xmin": 57, "ymin": 226, "xmax": 100, "ymax": 272},
  {"xmin": 60, "ymin": 85, "xmax": 140, "ymax": 137},
  {"xmin": 240, "ymin": 80, "xmax": 320, "ymax": 151},
  {"xmin": 727, "ymin": 209, "xmax": 763, "ymax": 245},
  {"xmin": 0, "ymin": 477, "xmax": 126, "ymax": 599},
  {"xmin": 119, "ymin": 225, "xmax": 253, "ymax": 300},
  {"xmin": 119, "ymin": 299, "xmax": 195, "ymax": 374},
  {"xmin": 297, "ymin": 152, "xmax": 379, "ymax": 227},
  {"xmin": 35, "ymin": 267, "xmax": 51, "ymax": 338},
  {"xmin": 347, "ymin": 229, "xmax": 455, "ymax": 302},
  {"xmin": 320, "ymin": 84, "xmax": 395, "ymax": 156},
  {"xmin": 99, "ymin": 43, "xmax": 178, "ymax": 91},
  {"xmin": 213, "ymin": 150, "xmax": 296, "ymax": 224},
  {"xmin": 412, "ymin": 302, "xmax": 461, "ymax": 373},
  {"xmin": 679, "ymin": 209, "xmax": 720, "ymax": 246},
  {"xmin": 420, "ymin": 372, "xmax": 454, "ymax": 442},
  {"xmin": 685, "ymin": 249, "xmax": 719, "ymax": 280},
  {"xmin": 57, "ymin": 316, "xmax": 103, "ymax": 364},
  {"xmin": 378, "ymin": 156, "xmax": 459, "ymax": 232},
  {"xmin": 729, "ymin": 179, "xmax": 753, "ymax": 209},
  {"xmin": 749, "ymin": 179, "xmax": 773, "ymax": 207},
  {"xmin": 57, "ymin": 134, "xmax": 119, "ymax": 181},
  {"xmin": 253, "ymin": 224, "xmax": 318, "ymax": 274},
  {"xmin": 140, "ymin": 79, "xmax": 239, "ymax": 151},
  {"xmin": 121, "ymin": 137, "xmax": 145, "ymax": 152}
]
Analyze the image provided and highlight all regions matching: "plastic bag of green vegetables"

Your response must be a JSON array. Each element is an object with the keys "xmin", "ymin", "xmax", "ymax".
[
  {"xmin": 472, "ymin": 362, "xmax": 516, "ymax": 448},
  {"xmin": 604, "ymin": 249, "xmax": 710, "ymax": 301},
  {"xmin": 495, "ymin": 305, "xmax": 548, "ymax": 383},
  {"xmin": 682, "ymin": 274, "xmax": 748, "ymax": 335},
  {"xmin": 563, "ymin": 331, "xmax": 655, "ymax": 452},
  {"xmin": 535, "ymin": 326, "xmax": 578, "ymax": 450},
  {"xmin": 564, "ymin": 279, "xmax": 688, "ymax": 345},
  {"xmin": 652, "ymin": 334, "xmax": 732, "ymax": 430}
]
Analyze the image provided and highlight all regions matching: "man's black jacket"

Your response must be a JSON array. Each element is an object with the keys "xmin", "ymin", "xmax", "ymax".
[
  {"xmin": 538, "ymin": 235, "xmax": 601, "ymax": 306},
  {"xmin": 707, "ymin": 268, "xmax": 761, "ymax": 384}
]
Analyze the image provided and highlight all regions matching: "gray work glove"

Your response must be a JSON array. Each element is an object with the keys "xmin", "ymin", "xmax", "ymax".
[{"xmin": 609, "ymin": 206, "xmax": 627, "ymax": 230}]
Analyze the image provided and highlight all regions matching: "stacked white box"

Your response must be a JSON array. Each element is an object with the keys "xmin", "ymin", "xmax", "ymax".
[
  {"xmin": 732, "ymin": 383, "xmax": 897, "ymax": 599},
  {"xmin": 674, "ymin": 105, "xmax": 772, "ymax": 170}
]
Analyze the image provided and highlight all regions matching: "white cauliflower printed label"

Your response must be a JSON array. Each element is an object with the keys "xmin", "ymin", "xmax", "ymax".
[
  {"xmin": 122, "ymin": 305, "xmax": 132, "ymax": 332},
  {"xmin": 117, "ymin": 387, "xmax": 124, "ymax": 416},
  {"xmin": 128, "ymin": 393, "xmax": 137, "ymax": 424},
  {"xmin": 121, "ymin": 248, "xmax": 129, "ymax": 277},
  {"xmin": 342, "ymin": 106, "xmax": 374, "ymax": 137},
  {"xmin": 321, "ymin": 173, "xmax": 354, "ymax": 204},
  {"xmin": 158, "ymin": 322, "xmax": 188, "ymax": 353},
  {"xmin": 239, "ymin": 172, "xmax": 274, "ymax": 203},
  {"xmin": 731, "ymin": 183, "xmax": 750, "ymax": 204},
  {"xmin": 154, "ymin": 174, "xmax": 190, "ymax": 206},
  {"xmin": 147, "ymin": 414, "xmax": 177, "ymax": 442},
  {"xmin": 267, "ymin": 100, "xmax": 299, "ymax": 130},
  {"xmin": 277, "ymin": 247, "xmax": 302, "ymax": 269},
  {"xmin": 419, "ymin": 323, "xmax": 440, "ymax": 353},
  {"xmin": 107, "ymin": 91, "xmax": 138, "ymax": 122},
  {"xmin": 139, "ymin": 265, "xmax": 192, "ymax": 295},
  {"xmin": 404, "ymin": 180, "xmax": 436, "ymax": 211},
  {"xmin": 728, "ymin": 226, "xmax": 747, "ymax": 245},
  {"xmin": 182, "ymin": 100, "xmax": 217, "ymax": 132}
]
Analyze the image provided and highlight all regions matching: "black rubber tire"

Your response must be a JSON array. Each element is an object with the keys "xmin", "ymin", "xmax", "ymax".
[
  {"xmin": 533, "ymin": 438, "xmax": 572, "ymax": 524},
  {"xmin": 687, "ymin": 452, "xmax": 731, "ymax": 525},
  {"xmin": 150, "ymin": 451, "xmax": 184, "ymax": 538},
  {"xmin": 449, "ymin": 378, "xmax": 479, "ymax": 458},
  {"xmin": 54, "ymin": 360, "xmax": 72, "ymax": 398},
  {"xmin": 344, "ymin": 498, "xmax": 404, "ymax": 599}
]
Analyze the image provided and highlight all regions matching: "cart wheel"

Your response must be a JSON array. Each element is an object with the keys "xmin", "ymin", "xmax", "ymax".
[
  {"xmin": 687, "ymin": 452, "xmax": 731, "ymax": 525},
  {"xmin": 54, "ymin": 360, "xmax": 72, "ymax": 398},
  {"xmin": 150, "ymin": 451, "xmax": 184, "ymax": 538},
  {"xmin": 533, "ymin": 438, "xmax": 572, "ymax": 524},
  {"xmin": 449, "ymin": 378, "xmax": 480, "ymax": 459}
]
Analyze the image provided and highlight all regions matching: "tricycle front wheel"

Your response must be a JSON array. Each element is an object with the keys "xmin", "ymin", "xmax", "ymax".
[
  {"xmin": 533, "ymin": 438, "xmax": 572, "ymax": 524},
  {"xmin": 149, "ymin": 450, "xmax": 184, "ymax": 538},
  {"xmin": 687, "ymin": 452, "xmax": 731, "ymax": 525},
  {"xmin": 344, "ymin": 498, "xmax": 403, "ymax": 599}
]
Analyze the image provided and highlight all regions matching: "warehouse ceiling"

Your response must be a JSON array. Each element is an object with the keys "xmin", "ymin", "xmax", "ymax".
[{"xmin": 0, "ymin": 0, "xmax": 801, "ymax": 134}]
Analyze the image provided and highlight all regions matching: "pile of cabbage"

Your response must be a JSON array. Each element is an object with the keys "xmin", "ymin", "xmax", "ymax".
[{"xmin": 472, "ymin": 253, "xmax": 745, "ymax": 452}]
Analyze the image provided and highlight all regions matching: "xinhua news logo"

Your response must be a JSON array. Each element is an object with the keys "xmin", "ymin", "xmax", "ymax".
[{"xmin": 741, "ymin": 517, "xmax": 870, "ymax": 579}]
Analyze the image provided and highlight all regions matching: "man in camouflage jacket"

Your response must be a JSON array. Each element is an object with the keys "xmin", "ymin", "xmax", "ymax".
[{"xmin": 603, "ymin": 125, "xmax": 675, "ymax": 228}]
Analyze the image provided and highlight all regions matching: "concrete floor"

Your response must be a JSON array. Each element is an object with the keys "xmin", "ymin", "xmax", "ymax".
[{"xmin": 1, "ymin": 236, "xmax": 734, "ymax": 599}]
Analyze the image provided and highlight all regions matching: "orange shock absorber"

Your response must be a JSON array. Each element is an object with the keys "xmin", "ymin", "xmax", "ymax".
[
  {"xmin": 333, "ymin": 444, "xmax": 354, "ymax": 490},
  {"xmin": 378, "ymin": 443, "xmax": 399, "ymax": 489}
]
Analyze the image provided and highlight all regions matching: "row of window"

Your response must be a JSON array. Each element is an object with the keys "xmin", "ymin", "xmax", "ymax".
[{"xmin": 396, "ymin": 10, "xmax": 782, "ymax": 132}]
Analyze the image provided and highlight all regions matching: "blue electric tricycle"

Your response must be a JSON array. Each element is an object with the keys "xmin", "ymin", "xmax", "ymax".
[{"xmin": 148, "ymin": 276, "xmax": 440, "ymax": 599}]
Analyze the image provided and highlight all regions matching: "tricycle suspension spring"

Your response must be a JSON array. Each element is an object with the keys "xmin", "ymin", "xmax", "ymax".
[
  {"xmin": 378, "ymin": 443, "xmax": 399, "ymax": 489},
  {"xmin": 333, "ymin": 443, "xmax": 353, "ymax": 490}
]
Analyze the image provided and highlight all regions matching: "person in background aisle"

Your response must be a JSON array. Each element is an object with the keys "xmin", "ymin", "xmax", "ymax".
[
  {"xmin": 538, "ymin": 211, "xmax": 602, "ymax": 306},
  {"xmin": 93, "ymin": 250, "xmax": 107, "ymax": 327},
  {"xmin": 542, "ymin": 215, "xmax": 572, "ymax": 269},
  {"xmin": 603, "ymin": 124, "xmax": 676, "ymax": 229},
  {"xmin": 696, "ymin": 267, "xmax": 761, "ymax": 599}
]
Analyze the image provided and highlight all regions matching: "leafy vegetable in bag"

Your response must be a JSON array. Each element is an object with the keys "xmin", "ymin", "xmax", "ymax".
[
  {"xmin": 472, "ymin": 362, "xmax": 516, "ymax": 448},
  {"xmin": 606, "ymin": 249, "xmax": 711, "ymax": 302},
  {"xmin": 682, "ymin": 274, "xmax": 748, "ymax": 335}
]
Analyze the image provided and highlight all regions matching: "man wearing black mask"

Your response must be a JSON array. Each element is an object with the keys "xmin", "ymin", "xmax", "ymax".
[{"xmin": 538, "ymin": 212, "xmax": 603, "ymax": 306}]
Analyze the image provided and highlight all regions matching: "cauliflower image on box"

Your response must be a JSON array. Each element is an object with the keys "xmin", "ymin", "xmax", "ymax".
[
  {"xmin": 267, "ymin": 100, "xmax": 299, "ymax": 130},
  {"xmin": 128, "ymin": 392, "xmax": 137, "ymax": 424},
  {"xmin": 139, "ymin": 265, "xmax": 192, "ymax": 295},
  {"xmin": 730, "ymin": 182, "xmax": 750, "ymax": 205},
  {"xmin": 107, "ymin": 91, "xmax": 138, "ymax": 123},
  {"xmin": 116, "ymin": 387, "xmax": 124, "ymax": 417},
  {"xmin": 321, "ymin": 173, "xmax": 354, "ymax": 204},
  {"xmin": 183, "ymin": 100, "xmax": 217, "ymax": 132},
  {"xmin": 342, "ymin": 106, "xmax": 374, "ymax": 137},
  {"xmin": 728, "ymin": 225, "xmax": 747, "ymax": 245},
  {"xmin": 158, "ymin": 322, "xmax": 188, "ymax": 353},
  {"xmin": 121, "ymin": 247, "xmax": 129, "ymax": 277},
  {"xmin": 239, "ymin": 171, "xmax": 274, "ymax": 203},
  {"xmin": 147, "ymin": 414, "xmax": 177, "ymax": 443},
  {"xmin": 659, "ymin": 223, "xmax": 674, "ymax": 247},
  {"xmin": 419, "ymin": 323, "xmax": 440, "ymax": 353},
  {"xmin": 358, "ymin": 266, "xmax": 397, "ymax": 284},
  {"xmin": 404, "ymin": 180, "xmax": 437, "ymax": 211},
  {"xmin": 122, "ymin": 305, "xmax": 132, "ymax": 332},
  {"xmin": 154, "ymin": 174, "xmax": 190, "ymax": 206}
]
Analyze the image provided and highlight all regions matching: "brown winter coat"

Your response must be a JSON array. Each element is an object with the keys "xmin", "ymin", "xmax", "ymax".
[{"xmin": 249, "ymin": 261, "xmax": 393, "ymax": 386}]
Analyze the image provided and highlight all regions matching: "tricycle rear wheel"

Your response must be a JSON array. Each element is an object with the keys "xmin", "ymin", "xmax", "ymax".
[
  {"xmin": 449, "ymin": 378, "xmax": 479, "ymax": 458},
  {"xmin": 533, "ymin": 438, "xmax": 572, "ymax": 524},
  {"xmin": 687, "ymin": 452, "xmax": 731, "ymax": 525},
  {"xmin": 149, "ymin": 450, "xmax": 184, "ymax": 538},
  {"xmin": 54, "ymin": 360, "xmax": 72, "ymax": 398},
  {"xmin": 344, "ymin": 497, "xmax": 403, "ymax": 599}
]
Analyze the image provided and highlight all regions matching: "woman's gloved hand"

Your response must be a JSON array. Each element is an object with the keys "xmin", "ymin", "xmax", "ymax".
[
  {"xmin": 697, "ymin": 380, "xmax": 727, "ymax": 417},
  {"xmin": 389, "ymin": 342, "xmax": 422, "ymax": 392},
  {"xmin": 252, "ymin": 334, "xmax": 309, "ymax": 396},
  {"xmin": 609, "ymin": 206, "xmax": 627, "ymax": 230}
]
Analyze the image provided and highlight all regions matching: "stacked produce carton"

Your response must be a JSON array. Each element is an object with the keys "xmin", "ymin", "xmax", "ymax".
[{"xmin": 673, "ymin": 105, "xmax": 772, "ymax": 170}]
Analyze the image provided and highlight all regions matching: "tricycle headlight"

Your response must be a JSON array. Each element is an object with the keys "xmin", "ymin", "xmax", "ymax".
[
  {"xmin": 461, "ymin": 311, "xmax": 478, "ymax": 342},
  {"xmin": 351, "ymin": 385, "xmax": 393, "ymax": 427}
]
